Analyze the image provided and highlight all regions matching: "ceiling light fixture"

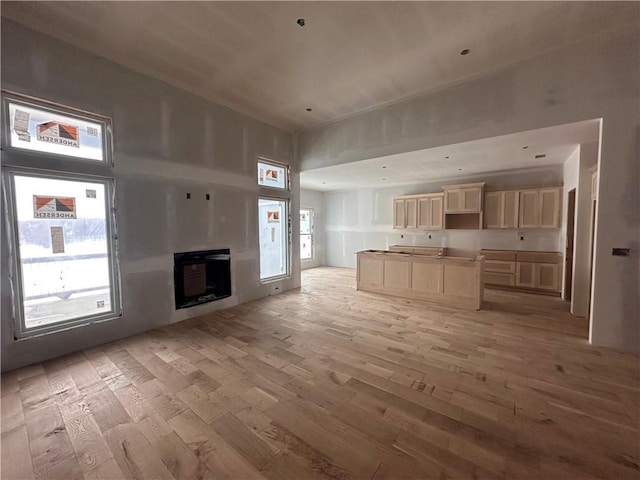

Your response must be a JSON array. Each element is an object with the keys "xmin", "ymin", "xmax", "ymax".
[
  {"xmin": 535, "ymin": 154, "xmax": 546, "ymax": 159},
  {"xmin": 460, "ymin": 49, "xmax": 470, "ymax": 56},
  {"xmin": 297, "ymin": 18, "xmax": 305, "ymax": 27},
  {"xmin": 382, "ymin": 166, "xmax": 387, "ymax": 169},
  {"xmin": 445, "ymin": 156, "xmax": 450, "ymax": 159},
  {"xmin": 306, "ymin": 107, "xmax": 312, "ymax": 112},
  {"xmin": 522, "ymin": 146, "xmax": 529, "ymax": 149},
  {"xmin": 458, "ymin": 168, "xmax": 463, "ymax": 171}
]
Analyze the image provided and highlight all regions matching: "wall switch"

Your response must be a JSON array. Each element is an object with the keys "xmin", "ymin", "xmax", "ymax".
[{"xmin": 612, "ymin": 248, "xmax": 630, "ymax": 256}]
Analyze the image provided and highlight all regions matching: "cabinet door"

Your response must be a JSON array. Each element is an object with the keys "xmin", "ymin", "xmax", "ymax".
[
  {"xmin": 539, "ymin": 188, "xmax": 561, "ymax": 228},
  {"xmin": 536, "ymin": 263, "xmax": 559, "ymax": 291},
  {"xmin": 462, "ymin": 187, "xmax": 482, "ymax": 212},
  {"xmin": 417, "ymin": 197, "xmax": 431, "ymax": 229},
  {"xmin": 444, "ymin": 189, "xmax": 461, "ymax": 213},
  {"xmin": 429, "ymin": 196, "xmax": 444, "ymax": 230},
  {"xmin": 519, "ymin": 190, "xmax": 539, "ymax": 228},
  {"xmin": 503, "ymin": 191, "xmax": 519, "ymax": 228},
  {"xmin": 484, "ymin": 192, "xmax": 503, "ymax": 228},
  {"xmin": 405, "ymin": 198, "xmax": 418, "ymax": 228},
  {"xmin": 393, "ymin": 199, "xmax": 405, "ymax": 229},
  {"xmin": 516, "ymin": 262, "xmax": 536, "ymax": 288}
]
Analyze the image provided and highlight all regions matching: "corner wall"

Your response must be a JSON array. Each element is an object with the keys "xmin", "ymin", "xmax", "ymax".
[{"xmin": 0, "ymin": 19, "xmax": 299, "ymax": 371}]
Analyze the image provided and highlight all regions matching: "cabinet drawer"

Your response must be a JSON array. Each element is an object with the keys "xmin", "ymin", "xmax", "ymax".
[
  {"xmin": 516, "ymin": 251, "xmax": 562, "ymax": 264},
  {"xmin": 485, "ymin": 272, "xmax": 515, "ymax": 286},
  {"xmin": 485, "ymin": 260, "xmax": 516, "ymax": 274},
  {"xmin": 480, "ymin": 250, "xmax": 516, "ymax": 262}
]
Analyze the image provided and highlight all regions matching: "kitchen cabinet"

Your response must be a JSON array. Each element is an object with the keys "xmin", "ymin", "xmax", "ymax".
[
  {"xmin": 393, "ymin": 197, "xmax": 418, "ymax": 229},
  {"xmin": 417, "ymin": 194, "xmax": 444, "ymax": 230},
  {"xmin": 484, "ymin": 191, "xmax": 519, "ymax": 229},
  {"xmin": 443, "ymin": 183, "xmax": 485, "ymax": 213},
  {"xmin": 518, "ymin": 187, "xmax": 561, "ymax": 228},
  {"xmin": 393, "ymin": 198, "xmax": 406, "ymax": 229},
  {"xmin": 482, "ymin": 249, "xmax": 561, "ymax": 294}
]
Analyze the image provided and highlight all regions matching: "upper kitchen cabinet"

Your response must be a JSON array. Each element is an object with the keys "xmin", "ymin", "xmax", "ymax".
[
  {"xmin": 417, "ymin": 194, "xmax": 444, "ymax": 230},
  {"xmin": 393, "ymin": 196, "xmax": 418, "ymax": 229},
  {"xmin": 484, "ymin": 190, "xmax": 519, "ymax": 229},
  {"xmin": 518, "ymin": 187, "xmax": 562, "ymax": 228},
  {"xmin": 443, "ymin": 183, "xmax": 485, "ymax": 213}
]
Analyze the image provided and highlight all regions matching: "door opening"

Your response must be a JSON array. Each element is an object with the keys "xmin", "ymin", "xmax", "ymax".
[{"xmin": 564, "ymin": 189, "xmax": 576, "ymax": 301}]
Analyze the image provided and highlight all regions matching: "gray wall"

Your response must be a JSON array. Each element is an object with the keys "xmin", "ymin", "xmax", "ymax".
[
  {"xmin": 300, "ymin": 189, "xmax": 326, "ymax": 270},
  {"xmin": 299, "ymin": 23, "xmax": 640, "ymax": 353},
  {"xmin": 324, "ymin": 167, "xmax": 564, "ymax": 268},
  {"xmin": 1, "ymin": 19, "xmax": 299, "ymax": 371}
]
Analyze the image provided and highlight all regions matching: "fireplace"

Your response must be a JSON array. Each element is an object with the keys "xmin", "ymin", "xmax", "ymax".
[{"xmin": 174, "ymin": 249, "xmax": 231, "ymax": 309}]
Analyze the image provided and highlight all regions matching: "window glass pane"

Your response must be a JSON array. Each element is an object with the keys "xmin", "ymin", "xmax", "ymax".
[
  {"xmin": 300, "ymin": 209, "xmax": 311, "ymax": 234},
  {"xmin": 13, "ymin": 174, "xmax": 113, "ymax": 329},
  {"xmin": 257, "ymin": 161, "xmax": 286, "ymax": 189},
  {"xmin": 301, "ymin": 234, "xmax": 312, "ymax": 260},
  {"xmin": 8, "ymin": 102, "xmax": 105, "ymax": 161},
  {"xmin": 258, "ymin": 198, "xmax": 288, "ymax": 280}
]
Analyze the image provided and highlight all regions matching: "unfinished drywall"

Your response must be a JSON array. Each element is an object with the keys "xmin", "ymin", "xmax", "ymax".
[
  {"xmin": 0, "ymin": 19, "xmax": 299, "ymax": 372},
  {"xmin": 300, "ymin": 189, "xmax": 326, "ymax": 270},
  {"xmin": 325, "ymin": 167, "xmax": 563, "ymax": 268},
  {"xmin": 300, "ymin": 22, "xmax": 640, "ymax": 352}
]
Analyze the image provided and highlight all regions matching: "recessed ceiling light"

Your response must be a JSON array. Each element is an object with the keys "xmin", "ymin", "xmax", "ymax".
[
  {"xmin": 382, "ymin": 178, "xmax": 386, "ymax": 181},
  {"xmin": 522, "ymin": 146, "xmax": 529, "ymax": 149},
  {"xmin": 322, "ymin": 182, "xmax": 326, "ymax": 184},
  {"xmin": 297, "ymin": 18, "xmax": 305, "ymax": 27},
  {"xmin": 460, "ymin": 49, "xmax": 470, "ymax": 56},
  {"xmin": 306, "ymin": 108, "xmax": 312, "ymax": 112},
  {"xmin": 445, "ymin": 156, "xmax": 450, "ymax": 159},
  {"xmin": 458, "ymin": 168, "xmax": 463, "ymax": 171},
  {"xmin": 535, "ymin": 154, "xmax": 546, "ymax": 159},
  {"xmin": 382, "ymin": 166, "xmax": 387, "ymax": 169}
]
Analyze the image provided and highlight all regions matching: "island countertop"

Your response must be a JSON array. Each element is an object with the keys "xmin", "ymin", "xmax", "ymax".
[{"xmin": 356, "ymin": 250, "xmax": 485, "ymax": 310}]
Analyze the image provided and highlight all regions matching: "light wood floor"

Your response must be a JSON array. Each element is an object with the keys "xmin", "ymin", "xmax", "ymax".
[{"xmin": 2, "ymin": 267, "xmax": 639, "ymax": 480}]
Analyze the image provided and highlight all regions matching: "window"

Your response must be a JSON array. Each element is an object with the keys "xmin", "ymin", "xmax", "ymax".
[
  {"xmin": 300, "ymin": 208, "xmax": 314, "ymax": 260},
  {"xmin": 4, "ymin": 96, "xmax": 110, "ymax": 164},
  {"xmin": 258, "ymin": 198, "xmax": 289, "ymax": 281},
  {"xmin": 257, "ymin": 159, "xmax": 288, "ymax": 190},
  {"xmin": 2, "ymin": 91, "xmax": 120, "ymax": 337}
]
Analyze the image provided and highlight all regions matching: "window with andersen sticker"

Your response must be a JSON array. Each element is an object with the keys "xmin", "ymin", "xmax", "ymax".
[{"xmin": 2, "ymin": 91, "xmax": 121, "ymax": 338}]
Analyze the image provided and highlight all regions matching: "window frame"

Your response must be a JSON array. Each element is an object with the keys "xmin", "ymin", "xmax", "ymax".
[
  {"xmin": 1, "ymin": 91, "xmax": 121, "ymax": 339},
  {"xmin": 257, "ymin": 157, "xmax": 290, "ymax": 192},
  {"xmin": 2, "ymin": 91, "xmax": 114, "ymax": 167},
  {"xmin": 300, "ymin": 208, "xmax": 314, "ymax": 261},
  {"xmin": 258, "ymin": 195, "xmax": 291, "ymax": 283}
]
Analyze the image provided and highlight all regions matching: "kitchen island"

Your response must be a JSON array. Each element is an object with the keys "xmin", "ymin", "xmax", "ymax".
[{"xmin": 356, "ymin": 249, "xmax": 485, "ymax": 310}]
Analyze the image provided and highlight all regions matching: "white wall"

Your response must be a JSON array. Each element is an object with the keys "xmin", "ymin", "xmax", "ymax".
[
  {"xmin": 299, "ymin": 23, "xmax": 640, "ymax": 352},
  {"xmin": 325, "ymin": 167, "xmax": 563, "ymax": 268},
  {"xmin": 300, "ymin": 189, "xmax": 326, "ymax": 270},
  {"xmin": 0, "ymin": 20, "xmax": 299, "ymax": 371}
]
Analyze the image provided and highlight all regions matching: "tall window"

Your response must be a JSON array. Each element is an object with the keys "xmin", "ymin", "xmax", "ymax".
[
  {"xmin": 2, "ymin": 92, "xmax": 120, "ymax": 337},
  {"xmin": 257, "ymin": 158, "xmax": 290, "ymax": 282},
  {"xmin": 300, "ymin": 209, "xmax": 314, "ymax": 260}
]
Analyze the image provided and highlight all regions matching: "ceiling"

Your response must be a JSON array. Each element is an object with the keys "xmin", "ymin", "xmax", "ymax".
[
  {"xmin": 300, "ymin": 120, "xmax": 600, "ymax": 191},
  {"xmin": 1, "ymin": 2, "xmax": 636, "ymax": 132}
]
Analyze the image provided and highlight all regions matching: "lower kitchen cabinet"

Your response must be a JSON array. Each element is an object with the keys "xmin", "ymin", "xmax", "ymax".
[{"xmin": 481, "ymin": 249, "xmax": 561, "ymax": 295}]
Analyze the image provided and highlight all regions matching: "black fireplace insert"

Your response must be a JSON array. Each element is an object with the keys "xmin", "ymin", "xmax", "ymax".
[{"xmin": 174, "ymin": 248, "xmax": 231, "ymax": 309}]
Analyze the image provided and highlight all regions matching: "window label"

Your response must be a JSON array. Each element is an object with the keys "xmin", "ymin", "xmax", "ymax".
[{"xmin": 33, "ymin": 195, "xmax": 77, "ymax": 219}]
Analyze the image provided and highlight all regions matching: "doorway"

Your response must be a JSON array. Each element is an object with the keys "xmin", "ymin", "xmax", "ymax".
[{"xmin": 564, "ymin": 189, "xmax": 576, "ymax": 301}]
